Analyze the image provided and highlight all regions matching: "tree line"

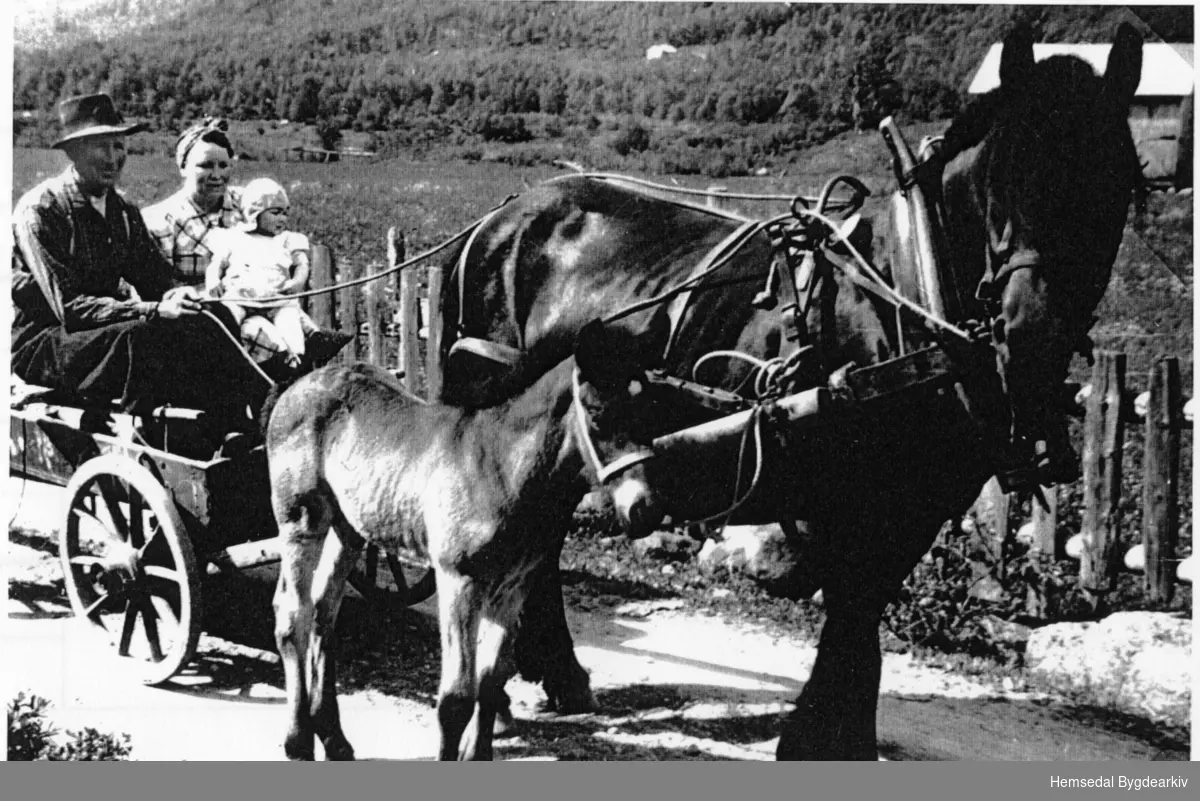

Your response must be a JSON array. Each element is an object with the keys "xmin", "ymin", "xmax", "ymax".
[{"xmin": 14, "ymin": 2, "xmax": 1190, "ymax": 164}]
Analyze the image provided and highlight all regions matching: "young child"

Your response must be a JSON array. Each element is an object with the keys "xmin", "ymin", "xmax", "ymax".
[{"xmin": 206, "ymin": 178, "xmax": 320, "ymax": 369}]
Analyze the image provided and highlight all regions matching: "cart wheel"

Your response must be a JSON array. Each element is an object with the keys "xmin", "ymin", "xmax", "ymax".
[
  {"xmin": 346, "ymin": 548, "xmax": 435, "ymax": 609},
  {"xmin": 60, "ymin": 454, "xmax": 201, "ymax": 686},
  {"xmin": 389, "ymin": 552, "xmax": 436, "ymax": 606}
]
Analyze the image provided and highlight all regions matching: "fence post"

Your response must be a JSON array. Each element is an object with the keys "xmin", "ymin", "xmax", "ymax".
[
  {"xmin": 1079, "ymin": 351, "xmax": 1126, "ymax": 608},
  {"xmin": 397, "ymin": 254, "xmax": 420, "ymax": 394},
  {"xmin": 364, "ymin": 231, "xmax": 401, "ymax": 368},
  {"xmin": 706, "ymin": 185, "xmax": 729, "ymax": 211},
  {"xmin": 426, "ymin": 265, "xmax": 444, "ymax": 401},
  {"xmin": 309, "ymin": 245, "xmax": 336, "ymax": 332},
  {"xmin": 972, "ymin": 476, "xmax": 1009, "ymax": 560},
  {"xmin": 1030, "ymin": 484, "xmax": 1059, "ymax": 557},
  {"xmin": 1143, "ymin": 357, "xmax": 1181, "ymax": 604},
  {"xmin": 1022, "ymin": 484, "xmax": 1058, "ymax": 619},
  {"xmin": 337, "ymin": 259, "xmax": 362, "ymax": 365}
]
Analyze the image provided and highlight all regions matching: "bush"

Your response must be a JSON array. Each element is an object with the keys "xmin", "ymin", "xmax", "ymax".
[
  {"xmin": 8, "ymin": 692, "xmax": 132, "ymax": 761},
  {"xmin": 610, "ymin": 120, "xmax": 651, "ymax": 156},
  {"xmin": 481, "ymin": 114, "xmax": 533, "ymax": 144},
  {"xmin": 883, "ymin": 534, "xmax": 1093, "ymax": 663}
]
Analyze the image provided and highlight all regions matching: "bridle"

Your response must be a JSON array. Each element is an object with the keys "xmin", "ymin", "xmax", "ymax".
[{"xmin": 570, "ymin": 367, "xmax": 657, "ymax": 486}]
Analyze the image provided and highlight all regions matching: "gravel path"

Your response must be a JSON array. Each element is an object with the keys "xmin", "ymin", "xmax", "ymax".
[{"xmin": 4, "ymin": 481, "xmax": 1189, "ymax": 761}]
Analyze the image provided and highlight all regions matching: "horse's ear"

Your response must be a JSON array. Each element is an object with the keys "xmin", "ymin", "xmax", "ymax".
[
  {"xmin": 1104, "ymin": 23, "xmax": 1143, "ymax": 110},
  {"xmin": 999, "ymin": 23, "xmax": 1036, "ymax": 91}
]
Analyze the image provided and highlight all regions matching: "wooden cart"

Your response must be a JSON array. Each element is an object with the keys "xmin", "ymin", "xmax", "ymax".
[{"xmin": 9, "ymin": 391, "xmax": 434, "ymax": 685}]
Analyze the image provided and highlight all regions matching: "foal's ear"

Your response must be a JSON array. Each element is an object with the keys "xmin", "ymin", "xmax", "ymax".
[
  {"xmin": 642, "ymin": 310, "xmax": 671, "ymax": 364},
  {"xmin": 999, "ymin": 23, "xmax": 1036, "ymax": 91},
  {"xmin": 1104, "ymin": 23, "xmax": 1143, "ymax": 110},
  {"xmin": 575, "ymin": 319, "xmax": 616, "ymax": 386}
]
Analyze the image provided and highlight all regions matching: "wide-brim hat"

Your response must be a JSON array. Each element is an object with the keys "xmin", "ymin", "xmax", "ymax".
[{"xmin": 52, "ymin": 93, "xmax": 148, "ymax": 148}]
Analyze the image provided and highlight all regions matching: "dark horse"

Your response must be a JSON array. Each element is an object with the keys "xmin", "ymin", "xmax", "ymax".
[
  {"xmin": 433, "ymin": 25, "xmax": 1143, "ymax": 759},
  {"xmin": 268, "ymin": 320, "xmax": 667, "ymax": 760}
]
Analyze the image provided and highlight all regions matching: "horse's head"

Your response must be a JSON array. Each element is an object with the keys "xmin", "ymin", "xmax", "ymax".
[
  {"xmin": 941, "ymin": 23, "xmax": 1143, "ymax": 485},
  {"xmin": 571, "ymin": 318, "xmax": 671, "ymax": 539}
]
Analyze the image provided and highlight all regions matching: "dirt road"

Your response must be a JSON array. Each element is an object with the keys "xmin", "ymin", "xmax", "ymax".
[{"xmin": 4, "ymin": 482, "xmax": 1189, "ymax": 761}]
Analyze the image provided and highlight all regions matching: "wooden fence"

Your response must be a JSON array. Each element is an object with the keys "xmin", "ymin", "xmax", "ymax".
[
  {"xmin": 305, "ymin": 229, "xmax": 444, "ymax": 398},
  {"xmin": 970, "ymin": 352, "xmax": 1193, "ymax": 609}
]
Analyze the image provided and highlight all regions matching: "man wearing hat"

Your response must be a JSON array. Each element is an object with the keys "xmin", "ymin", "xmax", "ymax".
[{"xmin": 11, "ymin": 93, "xmax": 271, "ymax": 448}]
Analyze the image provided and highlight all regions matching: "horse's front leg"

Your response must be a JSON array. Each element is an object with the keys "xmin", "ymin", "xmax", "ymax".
[
  {"xmin": 513, "ymin": 555, "xmax": 596, "ymax": 713},
  {"xmin": 308, "ymin": 528, "xmax": 359, "ymax": 760},
  {"xmin": 776, "ymin": 577, "xmax": 888, "ymax": 761}
]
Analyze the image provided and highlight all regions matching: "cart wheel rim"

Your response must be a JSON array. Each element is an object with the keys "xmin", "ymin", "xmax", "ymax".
[{"xmin": 60, "ymin": 454, "xmax": 202, "ymax": 685}]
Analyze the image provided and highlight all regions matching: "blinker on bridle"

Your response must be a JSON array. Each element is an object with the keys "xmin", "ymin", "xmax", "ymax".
[{"xmin": 571, "ymin": 367, "xmax": 657, "ymax": 486}]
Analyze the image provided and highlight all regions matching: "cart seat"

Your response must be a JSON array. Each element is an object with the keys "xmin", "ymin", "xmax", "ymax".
[
  {"xmin": 11, "ymin": 376, "xmax": 206, "ymax": 421},
  {"xmin": 10, "ymin": 379, "xmax": 115, "ymax": 413}
]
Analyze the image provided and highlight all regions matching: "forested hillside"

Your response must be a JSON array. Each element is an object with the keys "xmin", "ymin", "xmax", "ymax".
[{"xmin": 13, "ymin": 2, "xmax": 1193, "ymax": 169}]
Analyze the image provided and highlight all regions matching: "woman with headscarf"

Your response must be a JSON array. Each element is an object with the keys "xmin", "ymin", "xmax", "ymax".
[
  {"xmin": 143, "ymin": 118, "xmax": 243, "ymax": 288},
  {"xmin": 144, "ymin": 119, "xmax": 349, "ymax": 374}
]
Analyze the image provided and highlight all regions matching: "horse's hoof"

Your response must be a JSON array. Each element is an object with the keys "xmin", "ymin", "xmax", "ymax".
[
  {"xmin": 776, "ymin": 718, "xmax": 877, "ymax": 761},
  {"xmin": 493, "ymin": 704, "xmax": 517, "ymax": 737},
  {"xmin": 284, "ymin": 745, "xmax": 316, "ymax": 762},
  {"xmin": 323, "ymin": 738, "xmax": 356, "ymax": 761},
  {"xmin": 546, "ymin": 685, "xmax": 598, "ymax": 714}
]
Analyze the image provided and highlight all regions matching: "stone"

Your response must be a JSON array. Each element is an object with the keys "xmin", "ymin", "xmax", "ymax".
[
  {"xmin": 1025, "ymin": 611, "xmax": 1191, "ymax": 728},
  {"xmin": 979, "ymin": 614, "xmax": 1031, "ymax": 647},
  {"xmin": 576, "ymin": 490, "xmax": 613, "ymax": 516},
  {"xmin": 631, "ymin": 530, "xmax": 700, "ymax": 562},
  {"xmin": 696, "ymin": 524, "xmax": 819, "ymax": 600}
]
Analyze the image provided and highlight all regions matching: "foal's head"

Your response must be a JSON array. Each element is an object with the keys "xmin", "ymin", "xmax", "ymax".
[
  {"xmin": 941, "ymin": 23, "xmax": 1143, "ymax": 484},
  {"xmin": 571, "ymin": 319, "xmax": 671, "ymax": 539}
]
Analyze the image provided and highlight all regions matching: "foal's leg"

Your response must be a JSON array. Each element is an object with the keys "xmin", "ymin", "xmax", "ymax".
[
  {"xmin": 460, "ymin": 580, "xmax": 527, "ymax": 761},
  {"xmin": 307, "ymin": 528, "xmax": 359, "ymax": 761},
  {"xmin": 274, "ymin": 531, "xmax": 325, "ymax": 761},
  {"xmin": 436, "ymin": 570, "xmax": 482, "ymax": 761}
]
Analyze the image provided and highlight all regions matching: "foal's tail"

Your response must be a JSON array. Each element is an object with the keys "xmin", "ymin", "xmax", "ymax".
[{"xmin": 258, "ymin": 378, "xmax": 295, "ymax": 435}]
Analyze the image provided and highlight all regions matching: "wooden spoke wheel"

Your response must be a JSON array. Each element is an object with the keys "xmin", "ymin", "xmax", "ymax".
[
  {"xmin": 347, "ymin": 546, "xmax": 436, "ymax": 609},
  {"xmin": 60, "ymin": 454, "xmax": 202, "ymax": 686}
]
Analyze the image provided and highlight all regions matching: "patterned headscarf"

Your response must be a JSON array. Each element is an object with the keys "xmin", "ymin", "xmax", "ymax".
[{"xmin": 175, "ymin": 117, "xmax": 233, "ymax": 169}]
